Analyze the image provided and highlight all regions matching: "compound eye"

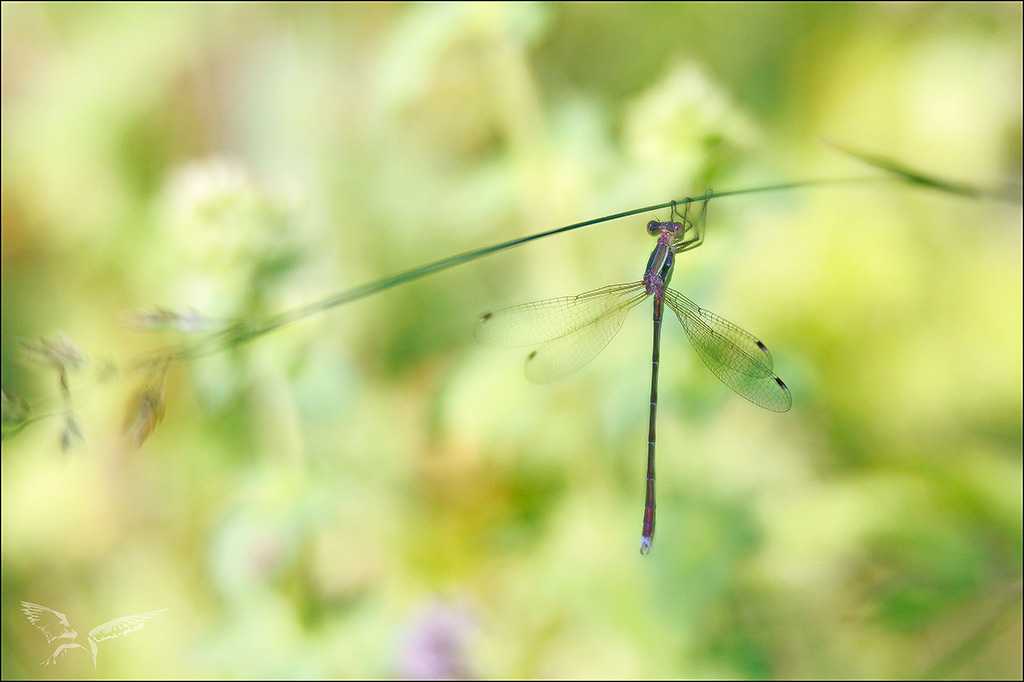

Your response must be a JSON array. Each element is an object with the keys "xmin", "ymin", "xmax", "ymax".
[{"xmin": 646, "ymin": 220, "xmax": 661, "ymax": 236}]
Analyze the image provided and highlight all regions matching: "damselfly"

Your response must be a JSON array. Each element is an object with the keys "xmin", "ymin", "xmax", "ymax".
[{"xmin": 475, "ymin": 195, "xmax": 791, "ymax": 554}]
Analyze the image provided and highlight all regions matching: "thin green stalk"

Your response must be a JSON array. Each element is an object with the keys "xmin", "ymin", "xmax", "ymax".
[{"xmin": 154, "ymin": 176, "xmax": 881, "ymax": 365}]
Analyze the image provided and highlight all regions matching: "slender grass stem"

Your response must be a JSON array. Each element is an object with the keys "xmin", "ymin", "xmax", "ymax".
[{"xmin": 156, "ymin": 176, "xmax": 883, "ymax": 364}]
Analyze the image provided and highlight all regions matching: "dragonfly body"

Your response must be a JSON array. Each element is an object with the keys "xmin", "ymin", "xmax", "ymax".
[
  {"xmin": 640, "ymin": 218, "xmax": 683, "ymax": 554},
  {"xmin": 476, "ymin": 197, "xmax": 791, "ymax": 554}
]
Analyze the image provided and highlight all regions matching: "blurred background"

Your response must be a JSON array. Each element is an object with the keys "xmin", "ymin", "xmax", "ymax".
[{"xmin": 2, "ymin": 3, "xmax": 1021, "ymax": 678}]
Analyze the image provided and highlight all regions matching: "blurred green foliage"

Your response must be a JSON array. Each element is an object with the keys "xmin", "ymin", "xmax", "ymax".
[{"xmin": 2, "ymin": 2, "xmax": 1021, "ymax": 678}]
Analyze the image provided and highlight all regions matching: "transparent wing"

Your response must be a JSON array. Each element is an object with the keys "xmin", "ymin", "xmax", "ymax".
[
  {"xmin": 664, "ymin": 288, "xmax": 792, "ymax": 412},
  {"xmin": 521, "ymin": 302, "xmax": 639, "ymax": 383},
  {"xmin": 476, "ymin": 282, "xmax": 649, "ymax": 383}
]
